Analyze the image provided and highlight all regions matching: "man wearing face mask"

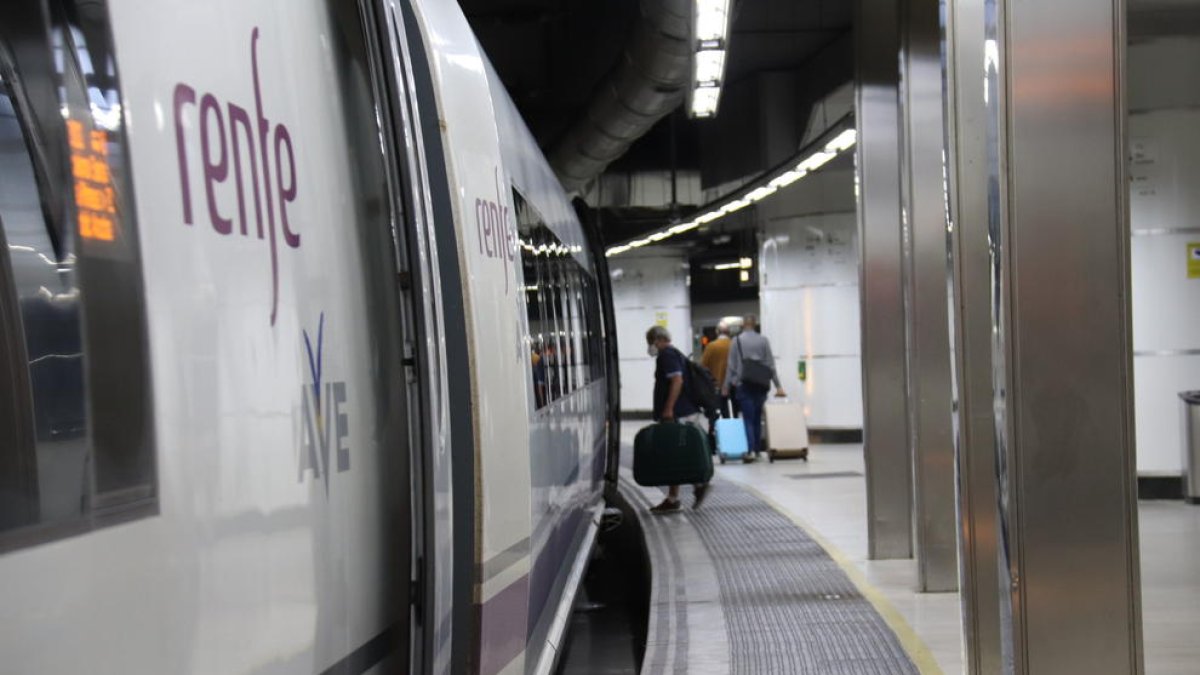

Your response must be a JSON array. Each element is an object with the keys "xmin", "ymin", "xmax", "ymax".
[{"xmin": 646, "ymin": 325, "xmax": 711, "ymax": 513}]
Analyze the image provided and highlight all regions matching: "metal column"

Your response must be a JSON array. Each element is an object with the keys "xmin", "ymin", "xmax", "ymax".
[
  {"xmin": 945, "ymin": 0, "xmax": 1003, "ymax": 662},
  {"xmin": 855, "ymin": 0, "xmax": 914, "ymax": 561},
  {"xmin": 984, "ymin": 0, "xmax": 1144, "ymax": 671},
  {"xmin": 900, "ymin": 0, "xmax": 959, "ymax": 593},
  {"xmin": 943, "ymin": 0, "xmax": 1003, "ymax": 671}
]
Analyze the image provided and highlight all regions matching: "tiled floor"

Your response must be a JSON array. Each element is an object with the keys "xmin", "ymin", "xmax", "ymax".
[
  {"xmin": 711, "ymin": 444, "xmax": 964, "ymax": 673},
  {"xmin": 622, "ymin": 469, "xmax": 921, "ymax": 674},
  {"xmin": 708, "ymin": 441, "xmax": 1200, "ymax": 674},
  {"xmin": 621, "ymin": 421, "xmax": 1200, "ymax": 673},
  {"xmin": 1137, "ymin": 501, "xmax": 1200, "ymax": 674}
]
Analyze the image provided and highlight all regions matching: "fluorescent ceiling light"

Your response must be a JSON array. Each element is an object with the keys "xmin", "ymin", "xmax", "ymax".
[
  {"xmin": 720, "ymin": 198, "xmax": 750, "ymax": 214},
  {"xmin": 768, "ymin": 170, "xmax": 806, "ymax": 189},
  {"xmin": 825, "ymin": 129, "xmax": 857, "ymax": 153},
  {"xmin": 746, "ymin": 185, "xmax": 777, "ymax": 202},
  {"xmin": 695, "ymin": 0, "xmax": 730, "ymax": 42},
  {"xmin": 691, "ymin": 86, "xmax": 720, "ymax": 118},
  {"xmin": 796, "ymin": 150, "xmax": 836, "ymax": 173},
  {"xmin": 713, "ymin": 261, "xmax": 741, "ymax": 271},
  {"xmin": 606, "ymin": 123, "xmax": 856, "ymax": 259},
  {"xmin": 694, "ymin": 49, "xmax": 726, "ymax": 86}
]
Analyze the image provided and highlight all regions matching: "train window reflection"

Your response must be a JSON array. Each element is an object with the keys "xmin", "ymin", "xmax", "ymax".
[
  {"xmin": 514, "ymin": 189, "xmax": 601, "ymax": 411},
  {"xmin": 0, "ymin": 0, "xmax": 156, "ymax": 550}
]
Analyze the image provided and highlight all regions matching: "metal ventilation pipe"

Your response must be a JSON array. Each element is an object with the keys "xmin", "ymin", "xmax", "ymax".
[{"xmin": 549, "ymin": 0, "xmax": 691, "ymax": 193}]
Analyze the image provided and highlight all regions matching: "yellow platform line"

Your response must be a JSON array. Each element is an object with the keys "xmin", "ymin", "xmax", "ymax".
[{"xmin": 731, "ymin": 480, "xmax": 947, "ymax": 675}]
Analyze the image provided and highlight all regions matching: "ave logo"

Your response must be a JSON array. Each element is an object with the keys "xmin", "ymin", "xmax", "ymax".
[{"xmin": 298, "ymin": 312, "xmax": 351, "ymax": 491}]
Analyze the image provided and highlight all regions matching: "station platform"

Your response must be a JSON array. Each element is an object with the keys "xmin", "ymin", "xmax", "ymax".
[
  {"xmin": 618, "ymin": 428, "xmax": 953, "ymax": 674},
  {"xmin": 615, "ymin": 422, "xmax": 1200, "ymax": 674}
]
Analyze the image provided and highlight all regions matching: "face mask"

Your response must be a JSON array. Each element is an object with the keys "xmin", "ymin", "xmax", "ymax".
[{"xmin": 647, "ymin": 345, "xmax": 659, "ymax": 358}]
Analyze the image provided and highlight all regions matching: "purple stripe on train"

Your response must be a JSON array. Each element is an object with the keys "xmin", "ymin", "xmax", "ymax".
[{"xmin": 479, "ymin": 573, "xmax": 530, "ymax": 675}]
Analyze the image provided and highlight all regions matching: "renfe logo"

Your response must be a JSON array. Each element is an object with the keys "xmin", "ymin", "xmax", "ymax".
[
  {"xmin": 173, "ymin": 28, "xmax": 299, "ymax": 325},
  {"xmin": 475, "ymin": 168, "xmax": 515, "ymax": 294},
  {"xmin": 298, "ymin": 313, "xmax": 350, "ymax": 492}
]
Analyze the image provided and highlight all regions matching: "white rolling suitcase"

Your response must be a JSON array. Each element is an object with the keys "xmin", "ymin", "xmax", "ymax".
[{"xmin": 763, "ymin": 398, "xmax": 809, "ymax": 462}]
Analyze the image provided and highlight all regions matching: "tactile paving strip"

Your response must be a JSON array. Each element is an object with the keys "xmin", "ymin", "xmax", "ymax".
[{"xmin": 688, "ymin": 481, "xmax": 919, "ymax": 674}]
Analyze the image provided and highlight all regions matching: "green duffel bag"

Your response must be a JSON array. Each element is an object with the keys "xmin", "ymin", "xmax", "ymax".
[{"xmin": 633, "ymin": 422, "xmax": 714, "ymax": 487}]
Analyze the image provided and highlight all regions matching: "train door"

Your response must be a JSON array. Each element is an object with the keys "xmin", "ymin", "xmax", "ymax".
[
  {"xmin": 354, "ymin": 1, "xmax": 464, "ymax": 672},
  {"xmin": 575, "ymin": 199, "xmax": 622, "ymax": 486}
]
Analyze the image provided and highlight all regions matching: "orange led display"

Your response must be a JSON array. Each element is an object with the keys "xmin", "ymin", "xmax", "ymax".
[
  {"xmin": 69, "ymin": 118, "xmax": 117, "ymax": 242},
  {"xmin": 67, "ymin": 119, "xmax": 85, "ymax": 151}
]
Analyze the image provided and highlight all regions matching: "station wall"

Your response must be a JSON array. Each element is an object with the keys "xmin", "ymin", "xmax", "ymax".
[
  {"xmin": 1129, "ymin": 36, "xmax": 1200, "ymax": 475},
  {"xmin": 609, "ymin": 251, "xmax": 692, "ymax": 413},
  {"xmin": 757, "ymin": 168, "xmax": 863, "ymax": 429}
]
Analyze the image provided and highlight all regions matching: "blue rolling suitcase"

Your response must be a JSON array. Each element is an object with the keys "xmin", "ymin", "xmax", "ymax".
[{"xmin": 715, "ymin": 417, "xmax": 750, "ymax": 464}]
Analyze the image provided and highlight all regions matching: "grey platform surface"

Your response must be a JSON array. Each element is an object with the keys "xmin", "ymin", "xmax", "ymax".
[{"xmin": 622, "ymin": 472, "xmax": 919, "ymax": 675}]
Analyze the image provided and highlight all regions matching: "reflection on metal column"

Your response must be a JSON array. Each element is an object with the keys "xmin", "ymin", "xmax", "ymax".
[
  {"xmin": 943, "ymin": 0, "xmax": 1004, "ymax": 671},
  {"xmin": 855, "ymin": 0, "xmax": 914, "ymax": 561},
  {"xmin": 900, "ymin": 0, "xmax": 959, "ymax": 593},
  {"xmin": 984, "ymin": 0, "xmax": 1144, "ymax": 672}
]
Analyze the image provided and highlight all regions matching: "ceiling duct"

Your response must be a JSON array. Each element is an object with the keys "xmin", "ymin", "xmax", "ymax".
[{"xmin": 548, "ymin": 0, "xmax": 691, "ymax": 194}]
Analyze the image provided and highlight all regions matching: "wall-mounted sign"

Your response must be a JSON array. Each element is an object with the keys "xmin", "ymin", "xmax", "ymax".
[
  {"xmin": 1189, "ymin": 242, "xmax": 1200, "ymax": 279},
  {"xmin": 655, "ymin": 311, "xmax": 668, "ymax": 328},
  {"xmin": 797, "ymin": 359, "xmax": 807, "ymax": 381}
]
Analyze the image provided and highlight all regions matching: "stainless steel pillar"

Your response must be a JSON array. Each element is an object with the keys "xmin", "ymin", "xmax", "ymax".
[
  {"xmin": 943, "ymin": 0, "xmax": 1003, "ymax": 671},
  {"xmin": 984, "ymin": 0, "xmax": 1144, "ymax": 671},
  {"xmin": 899, "ymin": 0, "xmax": 959, "ymax": 593},
  {"xmin": 856, "ymin": 0, "xmax": 914, "ymax": 561}
]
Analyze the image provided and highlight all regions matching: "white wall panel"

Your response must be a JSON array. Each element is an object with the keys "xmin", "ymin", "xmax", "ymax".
[
  {"xmin": 1134, "ymin": 355, "xmax": 1200, "ymax": 474},
  {"xmin": 760, "ymin": 207, "xmax": 863, "ymax": 429},
  {"xmin": 1128, "ymin": 86, "xmax": 1200, "ymax": 474},
  {"xmin": 610, "ymin": 252, "xmax": 691, "ymax": 412},
  {"xmin": 1131, "ymin": 233, "xmax": 1200, "ymax": 351}
]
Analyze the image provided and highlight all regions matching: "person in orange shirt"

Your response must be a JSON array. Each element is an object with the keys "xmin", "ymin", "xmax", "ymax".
[{"xmin": 700, "ymin": 321, "xmax": 734, "ymax": 418}]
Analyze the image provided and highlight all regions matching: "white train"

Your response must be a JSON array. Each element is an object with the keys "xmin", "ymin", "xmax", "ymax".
[{"xmin": 0, "ymin": 1, "xmax": 619, "ymax": 673}]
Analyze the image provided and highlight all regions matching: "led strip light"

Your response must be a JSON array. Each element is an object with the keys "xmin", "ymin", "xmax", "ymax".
[{"xmin": 605, "ymin": 124, "xmax": 857, "ymax": 257}]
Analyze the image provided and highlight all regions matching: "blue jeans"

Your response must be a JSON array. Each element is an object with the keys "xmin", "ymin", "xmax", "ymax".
[{"xmin": 735, "ymin": 384, "xmax": 769, "ymax": 454}]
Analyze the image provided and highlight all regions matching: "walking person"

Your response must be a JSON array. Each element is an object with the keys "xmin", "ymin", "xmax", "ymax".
[
  {"xmin": 646, "ymin": 325, "xmax": 711, "ymax": 513},
  {"xmin": 722, "ymin": 315, "xmax": 786, "ymax": 459},
  {"xmin": 700, "ymin": 321, "xmax": 734, "ymax": 419}
]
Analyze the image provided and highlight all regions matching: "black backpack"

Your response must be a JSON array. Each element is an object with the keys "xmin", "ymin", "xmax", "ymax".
[{"xmin": 684, "ymin": 358, "xmax": 722, "ymax": 421}]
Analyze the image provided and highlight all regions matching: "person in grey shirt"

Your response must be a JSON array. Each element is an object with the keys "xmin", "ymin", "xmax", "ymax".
[{"xmin": 722, "ymin": 315, "xmax": 786, "ymax": 458}]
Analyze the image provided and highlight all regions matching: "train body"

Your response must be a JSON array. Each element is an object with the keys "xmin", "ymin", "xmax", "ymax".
[{"xmin": 0, "ymin": 1, "xmax": 616, "ymax": 673}]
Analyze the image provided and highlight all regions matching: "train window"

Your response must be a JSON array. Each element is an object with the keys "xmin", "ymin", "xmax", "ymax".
[
  {"xmin": 520, "ymin": 220, "xmax": 547, "ymax": 408},
  {"xmin": 569, "ymin": 261, "xmax": 589, "ymax": 388},
  {"xmin": 540, "ymin": 228, "xmax": 564, "ymax": 402},
  {"xmin": 582, "ymin": 273, "xmax": 602, "ymax": 383},
  {"xmin": 556, "ymin": 254, "xmax": 576, "ymax": 393},
  {"xmin": 514, "ymin": 190, "xmax": 600, "ymax": 410},
  {"xmin": 0, "ymin": 0, "xmax": 156, "ymax": 549}
]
